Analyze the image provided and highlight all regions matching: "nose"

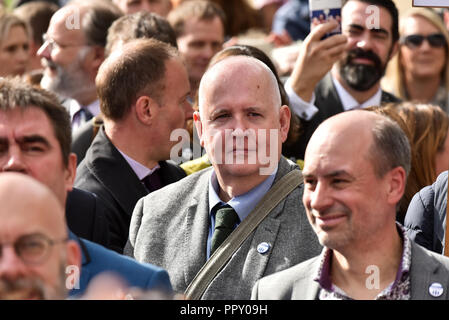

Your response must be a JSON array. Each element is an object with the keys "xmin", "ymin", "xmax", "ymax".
[
  {"xmin": 17, "ymin": 46, "xmax": 29, "ymax": 63},
  {"xmin": 37, "ymin": 41, "xmax": 51, "ymax": 60},
  {"xmin": 1, "ymin": 149, "xmax": 27, "ymax": 174},
  {"xmin": 232, "ymin": 115, "xmax": 250, "ymax": 132},
  {"xmin": 355, "ymin": 32, "xmax": 374, "ymax": 51},
  {"xmin": 200, "ymin": 44, "xmax": 215, "ymax": 60},
  {"xmin": 0, "ymin": 246, "xmax": 27, "ymax": 281},
  {"xmin": 419, "ymin": 38, "xmax": 432, "ymax": 51},
  {"xmin": 307, "ymin": 181, "xmax": 333, "ymax": 213}
]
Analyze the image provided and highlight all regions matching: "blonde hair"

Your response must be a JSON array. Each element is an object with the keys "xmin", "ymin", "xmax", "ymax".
[
  {"xmin": 0, "ymin": 10, "xmax": 30, "ymax": 45},
  {"xmin": 386, "ymin": 8, "xmax": 449, "ymax": 100}
]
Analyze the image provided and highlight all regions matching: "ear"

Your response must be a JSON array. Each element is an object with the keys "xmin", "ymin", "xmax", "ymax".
[
  {"xmin": 90, "ymin": 46, "xmax": 105, "ymax": 71},
  {"xmin": 279, "ymin": 105, "xmax": 291, "ymax": 143},
  {"xmin": 82, "ymin": 46, "xmax": 105, "ymax": 78},
  {"xmin": 385, "ymin": 166, "xmax": 407, "ymax": 206},
  {"xmin": 389, "ymin": 41, "xmax": 399, "ymax": 60},
  {"xmin": 64, "ymin": 153, "xmax": 77, "ymax": 193},
  {"xmin": 193, "ymin": 111, "xmax": 204, "ymax": 147},
  {"xmin": 65, "ymin": 239, "xmax": 82, "ymax": 288},
  {"xmin": 135, "ymin": 95, "xmax": 159, "ymax": 125}
]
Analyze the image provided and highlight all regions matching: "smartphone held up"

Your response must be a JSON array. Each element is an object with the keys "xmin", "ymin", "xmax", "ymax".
[{"xmin": 309, "ymin": 0, "xmax": 342, "ymax": 38}]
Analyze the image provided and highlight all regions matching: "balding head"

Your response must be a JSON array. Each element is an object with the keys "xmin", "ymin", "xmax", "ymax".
[
  {"xmin": 198, "ymin": 55, "xmax": 281, "ymax": 118},
  {"xmin": 194, "ymin": 55, "xmax": 291, "ymax": 196},
  {"xmin": 302, "ymin": 110, "xmax": 410, "ymax": 251},
  {"xmin": 0, "ymin": 173, "xmax": 81, "ymax": 300},
  {"xmin": 307, "ymin": 110, "xmax": 411, "ymax": 178},
  {"xmin": 0, "ymin": 173, "xmax": 66, "ymax": 239}
]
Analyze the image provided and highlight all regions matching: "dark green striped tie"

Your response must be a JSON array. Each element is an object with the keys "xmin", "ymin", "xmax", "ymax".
[{"xmin": 210, "ymin": 206, "xmax": 239, "ymax": 255}]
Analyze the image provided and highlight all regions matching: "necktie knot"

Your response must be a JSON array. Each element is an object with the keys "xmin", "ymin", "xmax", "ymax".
[
  {"xmin": 215, "ymin": 207, "xmax": 239, "ymax": 229},
  {"xmin": 210, "ymin": 205, "xmax": 239, "ymax": 255},
  {"xmin": 142, "ymin": 170, "xmax": 162, "ymax": 193}
]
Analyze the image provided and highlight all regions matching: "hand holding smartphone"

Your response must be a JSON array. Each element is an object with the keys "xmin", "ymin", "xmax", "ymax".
[{"xmin": 309, "ymin": 0, "xmax": 342, "ymax": 39}]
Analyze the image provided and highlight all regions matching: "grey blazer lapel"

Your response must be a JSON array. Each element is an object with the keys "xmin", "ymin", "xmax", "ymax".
[
  {"xmin": 291, "ymin": 257, "xmax": 321, "ymax": 300},
  {"xmin": 234, "ymin": 158, "xmax": 299, "ymax": 290},
  {"xmin": 183, "ymin": 172, "xmax": 211, "ymax": 287},
  {"xmin": 410, "ymin": 242, "xmax": 449, "ymax": 300},
  {"xmin": 241, "ymin": 216, "xmax": 281, "ymax": 285}
]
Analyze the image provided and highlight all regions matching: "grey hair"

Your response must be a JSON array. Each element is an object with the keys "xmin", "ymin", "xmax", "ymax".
[{"xmin": 368, "ymin": 114, "xmax": 411, "ymax": 178}]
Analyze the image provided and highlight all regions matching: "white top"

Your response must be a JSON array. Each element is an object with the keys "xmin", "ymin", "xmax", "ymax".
[{"xmin": 285, "ymin": 75, "xmax": 382, "ymax": 121}]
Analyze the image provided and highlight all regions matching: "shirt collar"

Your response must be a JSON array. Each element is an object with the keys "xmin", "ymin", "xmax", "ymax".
[
  {"xmin": 208, "ymin": 165, "xmax": 278, "ymax": 222},
  {"xmin": 68, "ymin": 99, "xmax": 100, "ymax": 120},
  {"xmin": 116, "ymin": 147, "xmax": 160, "ymax": 180},
  {"xmin": 314, "ymin": 223, "xmax": 412, "ymax": 297},
  {"xmin": 332, "ymin": 76, "xmax": 382, "ymax": 111}
]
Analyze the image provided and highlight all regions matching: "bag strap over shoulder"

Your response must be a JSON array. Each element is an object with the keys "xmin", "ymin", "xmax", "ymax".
[{"xmin": 184, "ymin": 169, "xmax": 303, "ymax": 300}]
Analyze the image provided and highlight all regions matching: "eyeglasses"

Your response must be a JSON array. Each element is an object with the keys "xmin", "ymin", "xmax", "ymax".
[
  {"xmin": 0, "ymin": 233, "xmax": 68, "ymax": 265},
  {"xmin": 42, "ymin": 33, "xmax": 86, "ymax": 52},
  {"xmin": 400, "ymin": 33, "xmax": 447, "ymax": 49}
]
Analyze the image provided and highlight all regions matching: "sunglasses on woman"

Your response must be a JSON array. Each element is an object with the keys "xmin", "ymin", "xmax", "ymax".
[{"xmin": 400, "ymin": 33, "xmax": 447, "ymax": 49}]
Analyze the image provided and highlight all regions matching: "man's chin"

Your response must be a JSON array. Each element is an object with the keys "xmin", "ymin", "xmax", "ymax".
[
  {"xmin": 215, "ymin": 163, "xmax": 268, "ymax": 177},
  {"xmin": 40, "ymin": 73, "xmax": 57, "ymax": 91},
  {"xmin": 0, "ymin": 287, "xmax": 45, "ymax": 300}
]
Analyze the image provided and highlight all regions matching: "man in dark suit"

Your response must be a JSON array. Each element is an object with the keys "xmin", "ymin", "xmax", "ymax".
[
  {"xmin": 71, "ymin": 11, "xmax": 179, "ymax": 165},
  {"xmin": 66, "ymin": 188, "xmax": 110, "ymax": 248},
  {"xmin": 126, "ymin": 55, "xmax": 322, "ymax": 299},
  {"xmin": 252, "ymin": 110, "xmax": 449, "ymax": 300},
  {"xmin": 75, "ymin": 39, "xmax": 193, "ymax": 252},
  {"xmin": 0, "ymin": 77, "xmax": 173, "ymax": 297},
  {"xmin": 283, "ymin": 0, "xmax": 400, "ymax": 160}
]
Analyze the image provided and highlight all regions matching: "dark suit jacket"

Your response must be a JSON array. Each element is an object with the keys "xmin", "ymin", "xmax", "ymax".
[
  {"xmin": 251, "ymin": 241, "xmax": 449, "ymax": 300},
  {"xmin": 66, "ymin": 188, "xmax": 110, "ymax": 250},
  {"xmin": 74, "ymin": 126, "xmax": 187, "ymax": 253},
  {"xmin": 405, "ymin": 170, "xmax": 448, "ymax": 254},
  {"xmin": 282, "ymin": 73, "xmax": 400, "ymax": 160},
  {"xmin": 72, "ymin": 119, "xmax": 96, "ymax": 166},
  {"xmin": 68, "ymin": 231, "xmax": 173, "ymax": 298}
]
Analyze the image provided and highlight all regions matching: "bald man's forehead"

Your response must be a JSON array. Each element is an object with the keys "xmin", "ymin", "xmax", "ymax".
[
  {"xmin": 0, "ymin": 176, "xmax": 66, "ymax": 239},
  {"xmin": 199, "ymin": 57, "xmax": 281, "ymax": 114}
]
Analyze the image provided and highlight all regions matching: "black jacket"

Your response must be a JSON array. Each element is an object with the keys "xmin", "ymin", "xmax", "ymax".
[
  {"xmin": 66, "ymin": 188, "xmax": 111, "ymax": 250},
  {"xmin": 75, "ymin": 126, "xmax": 187, "ymax": 253},
  {"xmin": 282, "ymin": 73, "xmax": 400, "ymax": 160},
  {"xmin": 405, "ymin": 170, "xmax": 448, "ymax": 254}
]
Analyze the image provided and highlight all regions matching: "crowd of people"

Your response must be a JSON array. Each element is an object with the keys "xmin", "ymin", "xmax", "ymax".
[{"xmin": 1, "ymin": 0, "xmax": 449, "ymax": 301}]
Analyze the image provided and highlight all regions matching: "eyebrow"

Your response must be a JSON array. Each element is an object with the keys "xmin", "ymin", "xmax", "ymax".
[
  {"xmin": 348, "ymin": 23, "xmax": 389, "ymax": 36},
  {"xmin": 16, "ymin": 135, "xmax": 51, "ymax": 148},
  {"xmin": 209, "ymin": 108, "xmax": 229, "ymax": 119},
  {"xmin": 303, "ymin": 170, "xmax": 353, "ymax": 179}
]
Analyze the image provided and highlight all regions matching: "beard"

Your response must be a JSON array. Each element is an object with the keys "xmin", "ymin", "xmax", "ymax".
[
  {"xmin": 0, "ymin": 261, "xmax": 68, "ymax": 300},
  {"xmin": 40, "ymin": 47, "xmax": 93, "ymax": 101},
  {"xmin": 339, "ymin": 48, "xmax": 387, "ymax": 92}
]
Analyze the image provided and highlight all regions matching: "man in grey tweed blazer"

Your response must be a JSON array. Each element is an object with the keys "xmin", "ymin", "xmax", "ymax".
[
  {"xmin": 252, "ymin": 110, "xmax": 449, "ymax": 300},
  {"xmin": 125, "ymin": 55, "xmax": 322, "ymax": 299}
]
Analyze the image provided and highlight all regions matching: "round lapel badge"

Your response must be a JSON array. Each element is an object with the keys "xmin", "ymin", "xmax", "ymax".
[
  {"xmin": 257, "ymin": 242, "xmax": 270, "ymax": 254},
  {"xmin": 429, "ymin": 282, "xmax": 444, "ymax": 297}
]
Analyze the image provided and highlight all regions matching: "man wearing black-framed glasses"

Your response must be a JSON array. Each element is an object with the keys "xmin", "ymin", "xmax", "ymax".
[
  {"xmin": 0, "ymin": 77, "xmax": 173, "ymax": 299},
  {"xmin": 0, "ymin": 173, "xmax": 81, "ymax": 300}
]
